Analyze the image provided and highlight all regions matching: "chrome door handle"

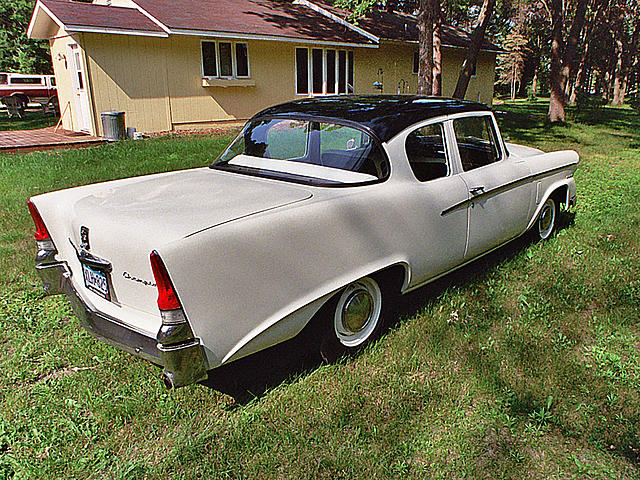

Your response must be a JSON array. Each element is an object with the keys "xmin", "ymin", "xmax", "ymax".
[{"xmin": 470, "ymin": 186, "xmax": 485, "ymax": 195}]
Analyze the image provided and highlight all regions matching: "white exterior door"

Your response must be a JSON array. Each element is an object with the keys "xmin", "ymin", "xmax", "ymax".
[{"xmin": 68, "ymin": 44, "xmax": 92, "ymax": 133}]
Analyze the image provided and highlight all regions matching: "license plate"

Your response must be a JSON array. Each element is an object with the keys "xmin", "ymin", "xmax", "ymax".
[{"xmin": 82, "ymin": 264, "xmax": 111, "ymax": 301}]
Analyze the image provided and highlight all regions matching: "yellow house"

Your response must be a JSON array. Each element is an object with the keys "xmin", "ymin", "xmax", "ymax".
[{"xmin": 28, "ymin": 0, "xmax": 500, "ymax": 136}]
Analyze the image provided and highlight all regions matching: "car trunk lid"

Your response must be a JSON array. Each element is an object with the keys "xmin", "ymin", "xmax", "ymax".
[{"xmin": 35, "ymin": 168, "xmax": 312, "ymax": 328}]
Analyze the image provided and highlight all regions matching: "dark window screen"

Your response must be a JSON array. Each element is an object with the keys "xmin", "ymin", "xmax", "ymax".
[
  {"xmin": 312, "ymin": 49, "xmax": 323, "ymax": 94},
  {"xmin": 219, "ymin": 42, "xmax": 233, "ymax": 76},
  {"xmin": 326, "ymin": 50, "xmax": 336, "ymax": 94},
  {"xmin": 296, "ymin": 48, "xmax": 308, "ymax": 94},
  {"xmin": 236, "ymin": 43, "xmax": 249, "ymax": 77},
  {"xmin": 347, "ymin": 51, "xmax": 354, "ymax": 93},
  {"xmin": 202, "ymin": 42, "xmax": 217, "ymax": 77},
  {"xmin": 338, "ymin": 50, "xmax": 346, "ymax": 94}
]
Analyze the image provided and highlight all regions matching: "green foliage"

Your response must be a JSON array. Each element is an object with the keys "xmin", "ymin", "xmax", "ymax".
[
  {"xmin": 628, "ymin": 96, "xmax": 640, "ymax": 114},
  {"xmin": 0, "ymin": 0, "xmax": 52, "ymax": 74},
  {"xmin": 575, "ymin": 91, "xmax": 606, "ymax": 115}
]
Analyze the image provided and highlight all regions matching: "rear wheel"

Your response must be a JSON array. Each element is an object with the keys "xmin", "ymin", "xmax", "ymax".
[
  {"xmin": 320, "ymin": 276, "xmax": 387, "ymax": 360},
  {"xmin": 537, "ymin": 197, "xmax": 557, "ymax": 240}
]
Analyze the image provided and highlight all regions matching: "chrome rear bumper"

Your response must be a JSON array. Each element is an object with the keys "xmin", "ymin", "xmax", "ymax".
[{"xmin": 36, "ymin": 261, "xmax": 208, "ymax": 387}]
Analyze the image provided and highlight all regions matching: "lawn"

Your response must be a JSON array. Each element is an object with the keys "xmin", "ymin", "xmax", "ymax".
[
  {"xmin": 0, "ymin": 108, "xmax": 59, "ymax": 131},
  {"xmin": 0, "ymin": 101, "xmax": 638, "ymax": 479}
]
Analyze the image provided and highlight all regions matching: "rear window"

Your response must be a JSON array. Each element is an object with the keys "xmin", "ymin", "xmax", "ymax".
[{"xmin": 213, "ymin": 118, "xmax": 389, "ymax": 185}]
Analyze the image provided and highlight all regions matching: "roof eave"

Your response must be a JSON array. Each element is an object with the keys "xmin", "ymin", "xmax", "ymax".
[
  {"xmin": 28, "ymin": 0, "xmax": 63, "ymax": 39},
  {"xmin": 170, "ymin": 28, "xmax": 377, "ymax": 48},
  {"xmin": 67, "ymin": 25, "xmax": 168, "ymax": 37}
]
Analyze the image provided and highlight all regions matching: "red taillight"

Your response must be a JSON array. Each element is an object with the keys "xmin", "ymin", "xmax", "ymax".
[
  {"xmin": 27, "ymin": 200, "xmax": 51, "ymax": 241},
  {"xmin": 150, "ymin": 251, "xmax": 181, "ymax": 311}
]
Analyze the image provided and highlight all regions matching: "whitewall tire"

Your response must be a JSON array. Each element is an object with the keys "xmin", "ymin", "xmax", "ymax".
[{"xmin": 319, "ymin": 276, "xmax": 388, "ymax": 360}]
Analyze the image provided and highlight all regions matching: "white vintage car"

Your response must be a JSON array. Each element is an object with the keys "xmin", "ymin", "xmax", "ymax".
[{"xmin": 29, "ymin": 96, "xmax": 578, "ymax": 388}]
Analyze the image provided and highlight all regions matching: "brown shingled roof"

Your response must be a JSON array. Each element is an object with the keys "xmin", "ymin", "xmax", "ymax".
[
  {"xmin": 40, "ymin": 0, "xmax": 165, "ymax": 33},
  {"xmin": 131, "ymin": 0, "xmax": 374, "ymax": 45}
]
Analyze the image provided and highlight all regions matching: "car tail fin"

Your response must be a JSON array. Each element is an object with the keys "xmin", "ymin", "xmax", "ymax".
[
  {"xmin": 28, "ymin": 199, "xmax": 57, "ymax": 261},
  {"xmin": 27, "ymin": 200, "xmax": 51, "ymax": 241}
]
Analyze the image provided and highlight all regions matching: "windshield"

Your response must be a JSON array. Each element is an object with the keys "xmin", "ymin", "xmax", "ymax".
[{"xmin": 212, "ymin": 118, "xmax": 389, "ymax": 185}]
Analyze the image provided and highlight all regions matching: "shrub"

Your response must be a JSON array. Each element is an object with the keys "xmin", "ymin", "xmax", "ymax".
[{"xmin": 575, "ymin": 91, "xmax": 606, "ymax": 114}]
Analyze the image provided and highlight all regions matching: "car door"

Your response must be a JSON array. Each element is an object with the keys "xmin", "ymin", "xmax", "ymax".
[
  {"xmin": 450, "ymin": 114, "xmax": 533, "ymax": 259},
  {"xmin": 401, "ymin": 121, "xmax": 469, "ymax": 286}
]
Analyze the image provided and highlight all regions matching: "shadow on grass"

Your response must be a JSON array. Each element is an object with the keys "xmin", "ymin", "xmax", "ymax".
[
  {"xmin": 202, "ymin": 212, "xmax": 575, "ymax": 405},
  {"xmin": 495, "ymin": 101, "xmax": 640, "ymax": 147},
  {"xmin": 0, "ymin": 108, "xmax": 59, "ymax": 131}
]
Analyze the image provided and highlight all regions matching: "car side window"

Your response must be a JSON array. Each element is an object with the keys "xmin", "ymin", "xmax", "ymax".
[
  {"xmin": 405, "ymin": 123, "xmax": 449, "ymax": 182},
  {"xmin": 453, "ymin": 116, "xmax": 502, "ymax": 171}
]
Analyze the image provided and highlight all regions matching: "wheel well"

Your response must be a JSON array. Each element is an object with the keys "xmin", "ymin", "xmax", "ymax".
[
  {"xmin": 369, "ymin": 264, "xmax": 407, "ymax": 295},
  {"xmin": 550, "ymin": 185, "xmax": 568, "ymax": 208}
]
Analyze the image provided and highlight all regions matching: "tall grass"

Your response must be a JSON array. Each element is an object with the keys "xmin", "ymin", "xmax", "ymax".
[{"xmin": 0, "ymin": 102, "xmax": 638, "ymax": 479}]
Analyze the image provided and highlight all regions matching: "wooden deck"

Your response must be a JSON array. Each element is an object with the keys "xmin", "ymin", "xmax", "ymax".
[{"xmin": 0, "ymin": 127, "xmax": 104, "ymax": 154}]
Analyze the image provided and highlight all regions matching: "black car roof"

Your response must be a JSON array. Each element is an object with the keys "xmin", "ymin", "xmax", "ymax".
[{"xmin": 253, "ymin": 95, "xmax": 491, "ymax": 142}]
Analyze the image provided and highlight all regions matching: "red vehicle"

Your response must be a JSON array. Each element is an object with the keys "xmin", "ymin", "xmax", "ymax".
[{"xmin": 0, "ymin": 72, "xmax": 57, "ymax": 108}]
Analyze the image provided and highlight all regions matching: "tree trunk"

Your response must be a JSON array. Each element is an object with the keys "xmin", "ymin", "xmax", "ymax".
[
  {"xmin": 612, "ymin": 17, "xmax": 639, "ymax": 105},
  {"xmin": 612, "ymin": 38, "xmax": 625, "ymax": 105},
  {"xmin": 417, "ymin": 0, "xmax": 434, "ymax": 94},
  {"xmin": 432, "ymin": 0, "xmax": 442, "ymax": 95},
  {"xmin": 531, "ymin": 70, "xmax": 538, "ymax": 96},
  {"xmin": 548, "ymin": 0, "xmax": 565, "ymax": 122},
  {"xmin": 571, "ymin": 40, "xmax": 590, "ymax": 104},
  {"xmin": 549, "ymin": 0, "xmax": 588, "ymax": 122},
  {"xmin": 452, "ymin": 0, "xmax": 496, "ymax": 99}
]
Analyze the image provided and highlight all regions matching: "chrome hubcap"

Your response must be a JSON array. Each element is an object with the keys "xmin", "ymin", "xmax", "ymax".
[
  {"xmin": 341, "ymin": 289, "xmax": 374, "ymax": 333},
  {"xmin": 334, "ymin": 277, "xmax": 383, "ymax": 347},
  {"xmin": 540, "ymin": 208, "xmax": 552, "ymax": 231},
  {"xmin": 538, "ymin": 199, "xmax": 555, "ymax": 239}
]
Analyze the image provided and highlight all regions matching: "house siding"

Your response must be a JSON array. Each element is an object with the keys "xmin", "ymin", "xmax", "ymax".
[
  {"xmin": 82, "ymin": 33, "xmax": 172, "ymax": 135},
  {"xmin": 165, "ymin": 37, "xmax": 297, "ymax": 127},
  {"xmin": 59, "ymin": 33, "xmax": 496, "ymax": 135}
]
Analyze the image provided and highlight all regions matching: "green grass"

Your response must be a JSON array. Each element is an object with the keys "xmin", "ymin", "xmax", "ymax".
[
  {"xmin": 0, "ymin": 108, "xmax": 59, "ymax": 131},
  {"xmin": 0, "ymin": 102, "xmax": 639, "ymax": 479}
]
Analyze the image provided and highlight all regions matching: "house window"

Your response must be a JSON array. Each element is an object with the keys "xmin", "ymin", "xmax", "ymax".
[
  {"xmin": 201, "ymin": 40, "xmax": 250, "ymax": 79},
  {"xmin": 296, "ymin": 47, "xmax": 354, "ymax": 95},
  {"xmin": 413, "ymin": 52, "xmax": 419, "ymax": 74}
]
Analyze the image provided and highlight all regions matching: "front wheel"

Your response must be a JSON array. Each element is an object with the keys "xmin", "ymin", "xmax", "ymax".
[
  {"xmin": 320, "ymin": 276, "xmax": 387, "ymax": 360},
  {"xmin": 537, "ymin": 197, "xmax": 557, "ymax": 240}
]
